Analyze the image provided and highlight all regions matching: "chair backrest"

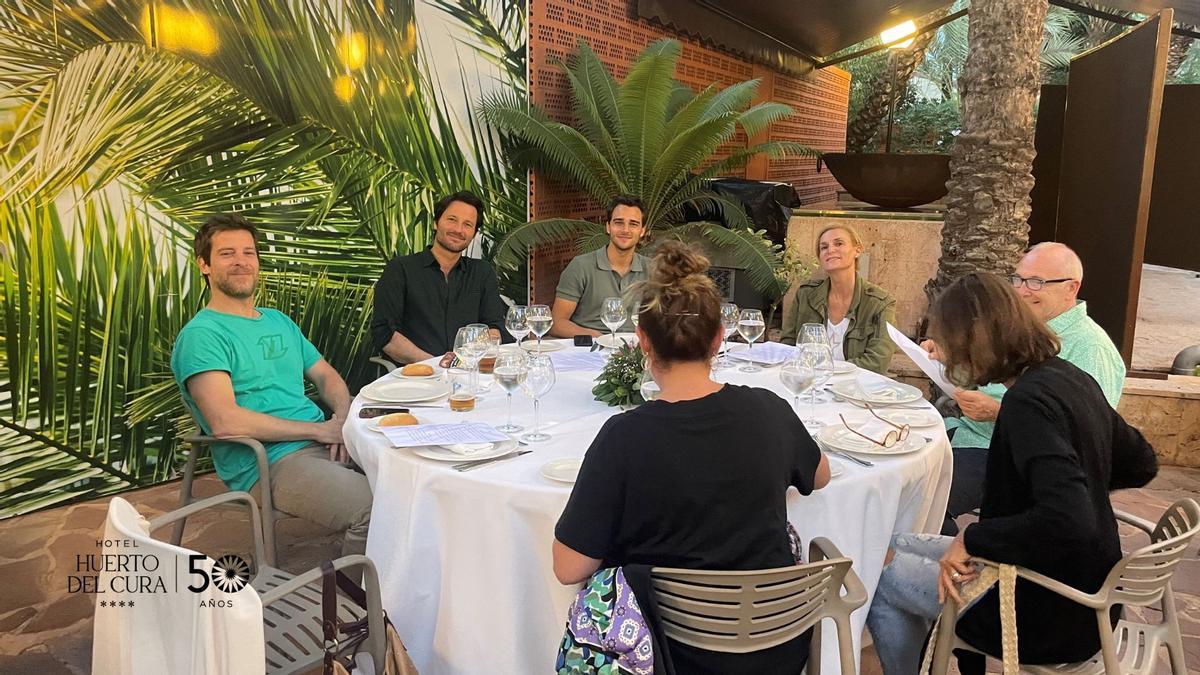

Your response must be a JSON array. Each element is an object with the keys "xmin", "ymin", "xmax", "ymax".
[
  {"xmin": 649, "ymin": 557, "xmax": 852, "ymax": 654},
  {"xmin": 1103, "ymin": 498, "xmax": 1200, "ymax": 608},
  {"xmin": 93, "ymin": 497, "xmax": 266, "ymax": 675}
]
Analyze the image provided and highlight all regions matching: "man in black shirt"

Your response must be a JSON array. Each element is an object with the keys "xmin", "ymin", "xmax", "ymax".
[{"xmin": 370, "ymin": 191, "xmax": 507, "ymax": 364}]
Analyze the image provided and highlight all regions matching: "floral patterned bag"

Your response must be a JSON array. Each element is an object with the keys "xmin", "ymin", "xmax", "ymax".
[{"xmin": 555, "ymin": 567, "xmax": 655, "ymax": 675}]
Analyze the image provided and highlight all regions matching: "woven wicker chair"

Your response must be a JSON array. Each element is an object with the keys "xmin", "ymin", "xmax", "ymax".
[
  {"xmin": 649, "ymin": 536, "xmax": 867, "ymax": 674},
  {"xmin": 929, "ymin": 498, "xmax": 1199, "ymax": 674}
]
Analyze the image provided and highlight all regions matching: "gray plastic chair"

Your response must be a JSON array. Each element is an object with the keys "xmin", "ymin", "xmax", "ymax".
[
  {"xmin": 173, "ymin": 430, "xmax": 281, "ymax": 567},
  {"xmin": 649, "ymin": 536, "xmax": 868, "ymax": 675},
  {"xmin": 929, "ymin": 498, "xmax": 1199, "ymax": 674},
  {"xmin": 150, "ymin": 491, "xmax": 386, "ymax": 675},
  {"xmin": 369, "ymin": 355, "xmax": 398, "ymax": 373}
]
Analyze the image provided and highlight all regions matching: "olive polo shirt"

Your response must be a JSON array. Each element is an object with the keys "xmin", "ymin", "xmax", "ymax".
[
  {"xmin": 370, "ymin": 249, "xmax": 508, "ymax": 357},
  {"xmin": 555, "ymin": 246, "xmax": 650, "ymax": 332}
]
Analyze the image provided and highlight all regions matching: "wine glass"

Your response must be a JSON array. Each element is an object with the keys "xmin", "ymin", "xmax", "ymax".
[
  {"xmin": 638, "ymin": 357, "xmax": 660, "ymax": 402},
  {"xmin": 630, "ymin": 305, "xmax": 640, "ymax": 329},
  {"xmin": 600, "ymin": 297, "xmax": 626, "ymax": 348},
  {"xmin": 800, "ymin": 322, "xmax": 828, "ymax": 346},
  {"xmin": 737, "ymin": 308, "xmax": 765, "ymax": 373},
  {"xmin": 493, "ymin": 351, "xmax": 528, "ymax": 432},
  {"xmin": 505, "ymin": 305, "xmax": 529, "ymax": 349},
  {"xmin": 715, "ymin": 302, "xmax": 738, "ymax": 370},
  {"xmin": 526, "ymin": 304, "xmax": 552, "ymax": 353},
  {"xmin": 453, "ymin": 324, "xmax": 489, "ymax": 409},
  {"xmin": 780, "ymin": 359, "xmax": 816, "ymax": 413},
  {"xmin": 519, "ymin": 355, "xmax": 556, "ymax": 443},
  {"xmin": 797, "ymin": 343, "xmax": 834, "ymax": 429}
]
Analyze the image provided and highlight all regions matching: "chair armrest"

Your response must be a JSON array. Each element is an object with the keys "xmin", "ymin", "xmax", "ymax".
[
  {"xmin": 972, "ymin": 557, "xmax": 1102, "ymax": 609},
  {"xmin": 369, "ymin": 355, "xmax": 399, "ymax": 372},
  {"xmin": 809, "ymin": 537, "xmax": 868, "ymax": 610},
  {"xmin": 147, "ymin": 492, "xmax": 267, "ymax": 565},
  {"xmin": 183, "ymin": 434, "xmax": 267, "ymax": 453},
  {"xmin": 259, "ymin": 555, "xmax": 386, "ymax": 666},
  {"xmin": 1114, "ymin": 509, "xmax": 1156, "ymax": 536}
]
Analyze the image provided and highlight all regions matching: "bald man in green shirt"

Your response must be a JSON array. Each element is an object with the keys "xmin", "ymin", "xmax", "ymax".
[{"xmin": 932, "ymin": 242, "xmax": 1126, "ymax": 535}]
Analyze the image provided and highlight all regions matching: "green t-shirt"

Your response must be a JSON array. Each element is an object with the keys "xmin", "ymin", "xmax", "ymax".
[
  {"xmin": 949, "ymin": 301, "xmax": 1126, "ymax": 449},
  {"xmin": 171, "ymin": 307, "xmax": 325, "ymax": 491},
  {"xmin": 555, "ymin": 247, "xmax": 649, "ymax": 332}
]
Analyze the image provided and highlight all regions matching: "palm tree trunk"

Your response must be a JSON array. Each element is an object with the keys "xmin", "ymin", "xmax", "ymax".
[
  {"xmin": 845, "ymin": 7, "xmax": 948, "ymax": 153},
  {"xmin": 927, "ymin": 0, "xmax": 1048, "ymax": 300}
]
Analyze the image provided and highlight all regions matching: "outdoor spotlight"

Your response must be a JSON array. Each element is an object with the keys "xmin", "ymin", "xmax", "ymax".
[{"xmin": 880, "ymin": 20, "xmax": 917, "ymax": 49}]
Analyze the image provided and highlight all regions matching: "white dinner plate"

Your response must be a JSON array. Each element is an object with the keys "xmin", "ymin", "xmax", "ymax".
[
  {"xmin": 595, "ymin": 333, "xmax": 638, "ymax": 349},
  {"xmin": 830, "ymin": 380, "xmax": 923, "ymax": 406},
  {"xmin": 365, "ymin": 414, "xmax": 423, "ymax": 433},
  {"xmin": 410, "ymin": 439, "xmax": 517, "ymax": 462},
  {"xmin": 389, "ymin": 366, "xmax": 443, "ymax": 380},
  {"xmin": 360, "ymin": 378, "xmax": 451, "ymax": 403},
  {"xmin": 832, "ymin": 360, "xmax": 856, "ymax": 375},
  {"xmin": 521, "ymin": 340, "xmax": 564, "ymax": 353},
  {"xmin": 540, "ymin": 458, "xmax": 583, "ymax": 484},
  {"xmin": 876, "ymin": 409, "xmax": 941, "ymax": 428},
  {"xmin": 817, "ymin": 426, "xmax": 927, "ymax": 457}
]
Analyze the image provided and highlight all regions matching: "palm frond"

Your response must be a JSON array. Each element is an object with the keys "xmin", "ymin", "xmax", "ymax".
[
  {"xmin": 614, "ymin": 39, "xmax": 681, "ymax": 193},
  {"xmin": 693, "ymin": 219, "xmax": 789, "ymax": 299},
  {"xmin": 490, "ymin": 218, "xmax": 605, "ymax": 275}
]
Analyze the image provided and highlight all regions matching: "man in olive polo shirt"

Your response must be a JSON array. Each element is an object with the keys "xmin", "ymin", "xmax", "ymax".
[
  {"xmin": 371, "ymin": 191, "xmax": 507, "ymax": 364},
  {"xmin": 550, "ymin": 195, "xmax": 650, "ymax": 337}
]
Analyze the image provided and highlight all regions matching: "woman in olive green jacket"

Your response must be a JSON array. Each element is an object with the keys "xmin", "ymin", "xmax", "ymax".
[{"xmin": 780, "ymin": 225, "xmax": 897, "ymax": 374}]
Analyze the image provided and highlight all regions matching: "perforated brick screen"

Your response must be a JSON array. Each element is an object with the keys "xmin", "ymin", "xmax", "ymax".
[{"xmin": 527, "ymin": 0, "xmax": 850, "ymax": 304}]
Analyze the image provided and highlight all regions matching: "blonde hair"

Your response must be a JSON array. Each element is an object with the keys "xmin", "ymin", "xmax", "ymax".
[
  {"xmin": 816, "ymin": 225, "xmax": 865, "ymax": 267},
  {"xmin": 634, "ymin": 241, "xmax": 722, "ymax": 364}
]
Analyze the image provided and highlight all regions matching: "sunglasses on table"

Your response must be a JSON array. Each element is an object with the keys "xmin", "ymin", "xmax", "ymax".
[
  {"xmin": 1009, "ymin": 275, "xmax": 1074, "ymax": 291},
  {"xmin": 839, "ymin": 405, "xmax": 910, "ymax": 448}
]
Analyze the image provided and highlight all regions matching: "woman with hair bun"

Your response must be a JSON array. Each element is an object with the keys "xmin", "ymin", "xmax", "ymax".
[{"xmin": 553, "ymin": 241, "xmax": 831, "ymax": 674}]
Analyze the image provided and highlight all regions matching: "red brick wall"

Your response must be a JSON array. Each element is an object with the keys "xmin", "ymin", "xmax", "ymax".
[{"xmin": 528, "ymin": 0, "xmax": 850, "ymax": 304}]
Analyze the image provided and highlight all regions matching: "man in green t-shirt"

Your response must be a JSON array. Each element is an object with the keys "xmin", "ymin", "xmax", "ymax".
[
  {"xmin": 171, "ymin": 214, "xmax": 370, "ymax": 556},
  {"xmin": 550, "ymin": 195, "xmax": 650, "ymax": 337},
  {"xmin": 928, "ymin": 242, "xmax": 1126, "ymax": 535}
]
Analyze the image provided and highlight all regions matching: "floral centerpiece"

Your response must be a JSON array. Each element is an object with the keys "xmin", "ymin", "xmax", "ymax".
[{"xmin": 592, "ymin": 342, "xmax": 645, "ymax": 407}]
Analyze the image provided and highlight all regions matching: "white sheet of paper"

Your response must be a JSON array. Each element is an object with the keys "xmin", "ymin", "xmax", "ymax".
[
  {"xmin": 380, "ymin": 422, "xmax": 511, "ymax": 448},
  {"xmin": 886, "ymin": 323, "xmax": 960, "ymax": 397},
  {"xmin": 547, "ymin": 350, "xmax": 609, "ymax": 372},
  {"xmin": 726, "ymin": 341, "xmax": 798, "ymax": 365}
]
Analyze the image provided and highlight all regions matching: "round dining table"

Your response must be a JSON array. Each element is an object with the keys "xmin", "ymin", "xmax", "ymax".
[{"xmin": 345, "ymin": 339, "xmax": 952, "ymax": 675}]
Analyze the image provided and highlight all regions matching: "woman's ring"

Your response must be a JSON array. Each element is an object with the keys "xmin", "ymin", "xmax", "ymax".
[{"xmin": 951, "ymin": 571, "xmax": 962, "ymax": 581}]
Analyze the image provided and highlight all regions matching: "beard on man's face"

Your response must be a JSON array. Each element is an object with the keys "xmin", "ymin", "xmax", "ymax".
[
  {"xmin": 435, "ymin": 231, "xmax": 471, "ymax": 254},
  {"xmin": 212, "ymin": 272, "xmax": 257, "ymax": 299}
]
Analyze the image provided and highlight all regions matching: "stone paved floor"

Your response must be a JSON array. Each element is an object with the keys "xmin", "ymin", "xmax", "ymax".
[{"xmin": 2, "ymin": 468, "xmax": 1197, "ymax": 674}]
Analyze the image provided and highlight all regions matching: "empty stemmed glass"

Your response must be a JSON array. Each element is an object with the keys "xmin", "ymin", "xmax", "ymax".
[
  {"xmin": 715, "ymin": 302, "xmax": 739, "ymax": 370},
  {"xmin": 600, "ymin": 297, "xmax": 626, "ymax": 348},
  {"xmin": 520, "ymin": 355, "xmax": 556, "ymax": 443},
  {"xmin": 800, "ymin": 323, "xmax": 832, "ymax": 401},
  {"xmin": 505, "ymin": 305, "xmax": 529, "ymax": 350},
  {"xmin": 796, "ymin": 342, "xmax": 834, "ymax": 429},
  {"xmin": 493, "ymin": 351, "xmax": 528, "ymax": 432},
  {"xmin": 737, "ymin": 308, "xmax": 765, "ymax": 373},
  {"xmin": 526, "ymin": 304, "xmax": 552, "ymax": 353}
]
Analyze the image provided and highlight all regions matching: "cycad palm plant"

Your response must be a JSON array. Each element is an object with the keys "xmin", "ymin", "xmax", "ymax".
[{"xmin": 480, "ymin": 39, "xmax": 817, "ymax": 299}]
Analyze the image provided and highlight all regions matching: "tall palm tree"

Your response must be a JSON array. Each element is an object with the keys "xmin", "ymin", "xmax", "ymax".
[
  {"xmin": 927, "ymin": 0, "xmax": 1049, "ymax": 299},
  {"xmin": 479, "ymin": 39, "xmax": 817, "ymax": 300}
]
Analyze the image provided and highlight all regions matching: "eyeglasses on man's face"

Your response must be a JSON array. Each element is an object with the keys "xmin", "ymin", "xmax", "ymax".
[{"xmin": 1009, "ymin": 274, "xmax": 1074, "ymax": 291}]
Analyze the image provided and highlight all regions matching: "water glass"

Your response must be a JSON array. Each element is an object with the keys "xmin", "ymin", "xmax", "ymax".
[
  {"xmin": 737, "ymin": 308, "xmax": 765, "ymax": 373},
  {"xmin": 715, "ymin": 302, "xmax": 738, "ymax": 370},
  {"xmin": 493, "ymin": 351, "xmax": 528, "ymax": 432},
  {"xmin": 519, "ymin": 355, "xmax": 556, "ymax": 443},
  {"xmin": 780, "ymin": 360, "xmax": 816, "ymax": 414},
  {"xmin": 797, "ymin": 343, "xmax": 834, "ymax": 428},
  {"xmin": 527, "ymin": 304, "xmax": 552, "ymax": 352},
  {"xmin": 800, "ymin": 322, "xmax": 828, "ymax": 346},
  {"xmin": 454, "ymin": 324, "xmax": 489, "ymax": 402}
]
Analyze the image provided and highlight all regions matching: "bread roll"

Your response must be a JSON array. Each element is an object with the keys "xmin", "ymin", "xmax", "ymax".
[
  {"xmin": 401, "ymin": 363, "xmax": 434, "ymax": 377},
  {"xmin": 378, "ymin": 412, "xmax": 419, "ymax": 427}
]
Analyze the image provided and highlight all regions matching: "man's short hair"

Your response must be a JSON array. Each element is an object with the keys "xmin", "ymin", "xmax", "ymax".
[
  {"xmin": 433, "ymin": 191, "xmax": 485, "ymax": 232},
  {"xmin": 194, "ymin": 213, "xmax": 259, "ymax": 263},
  {"xmin": 606, "ymin": 195, "xmax": 645, "ymax": 223}
]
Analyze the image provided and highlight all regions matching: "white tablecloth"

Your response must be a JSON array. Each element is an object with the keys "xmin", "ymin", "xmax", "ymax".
[{"xmin": 345, "ymin": 340, "xmax": 952, "ymax": 674}]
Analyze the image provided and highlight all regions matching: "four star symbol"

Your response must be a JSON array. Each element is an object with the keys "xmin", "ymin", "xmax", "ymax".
[{"xmin": 98, "ymin": 599, "xmax": 135, "ymax": 608}]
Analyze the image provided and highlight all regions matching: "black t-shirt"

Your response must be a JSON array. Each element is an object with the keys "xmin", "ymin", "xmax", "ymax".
[
  {"xmin": 556, "ymin": 383, "xmax": 821, "ymax": 571},
  {"xmin": 555, "ymin": 385, "xmax": 821, "ymax": 674}
]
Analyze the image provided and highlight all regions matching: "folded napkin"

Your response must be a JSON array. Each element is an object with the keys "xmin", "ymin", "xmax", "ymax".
[{"xmin": 441, "ymin": 442, "xmax": 495, "ymax": 456}]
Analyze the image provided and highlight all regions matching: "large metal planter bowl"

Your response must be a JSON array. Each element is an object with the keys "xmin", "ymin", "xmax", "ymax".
[{"xmin": 818, "ymin": 153, "xmax": 951, "ymax": 208}]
